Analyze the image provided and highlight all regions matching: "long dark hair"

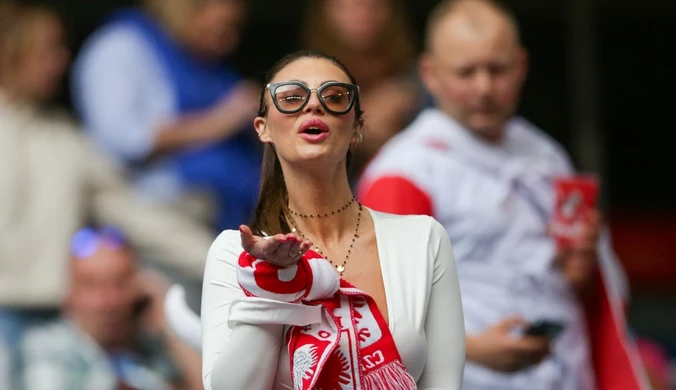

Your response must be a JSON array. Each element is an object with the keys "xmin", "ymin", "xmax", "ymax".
[{"xmin": 251, "ymin": 50, "xmax": 364, "ymax": 236}]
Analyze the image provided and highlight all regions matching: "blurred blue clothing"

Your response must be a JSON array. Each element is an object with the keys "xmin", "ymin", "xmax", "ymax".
[{"xmin": 73, "ymin": 9, "xmax": 261, "ymax": 231}]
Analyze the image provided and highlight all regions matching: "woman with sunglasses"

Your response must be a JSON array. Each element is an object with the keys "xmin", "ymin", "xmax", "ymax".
[{"xmin": 200, "ymin": 50, "xmax": 465, "ymax": 390}]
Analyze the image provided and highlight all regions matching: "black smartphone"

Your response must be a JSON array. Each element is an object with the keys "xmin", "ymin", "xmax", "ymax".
[{"xmin": 524, "ymin": 320, "xmax": 566, "ymax": 339}]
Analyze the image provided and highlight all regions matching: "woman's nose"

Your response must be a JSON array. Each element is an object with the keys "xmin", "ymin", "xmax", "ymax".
[{"xmin": 303, "ymin": 90, "xmax": 324, "ymax": 114}]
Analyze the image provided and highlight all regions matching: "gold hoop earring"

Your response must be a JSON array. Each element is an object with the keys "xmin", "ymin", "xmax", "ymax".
[{"xmin": 354, "ymin": 131, "xmax": 364, "ymax": 145}]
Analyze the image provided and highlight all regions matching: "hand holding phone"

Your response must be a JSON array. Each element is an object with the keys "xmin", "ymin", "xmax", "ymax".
[
  {"xmin": 466, "ymin": 316, "xmax": 553, "ymax": 373},
  {"xmin": 524, "ymin": 319, "xmax": 566, "ymax": 340}
]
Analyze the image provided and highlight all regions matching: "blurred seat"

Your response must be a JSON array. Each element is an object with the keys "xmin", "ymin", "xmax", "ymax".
[{"xmin": 164, "ymin": 284, "xmax": 202, "ymax": 352}]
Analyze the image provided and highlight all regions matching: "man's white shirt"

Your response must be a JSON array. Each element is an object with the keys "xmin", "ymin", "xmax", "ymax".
[{"xmin": 360, "ymin": 108, "xmax": 629, "ymax": 390}]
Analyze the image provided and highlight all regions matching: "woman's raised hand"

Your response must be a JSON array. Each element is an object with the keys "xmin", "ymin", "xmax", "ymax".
[{"xmin": 239, "ymin": 225, "xmax": 313, "ymax": 267}]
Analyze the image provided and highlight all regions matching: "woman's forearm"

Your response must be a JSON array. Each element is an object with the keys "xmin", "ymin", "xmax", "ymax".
[{"xmin": 208, "ymin": 323, "xmax": 284, "ymax": 390}]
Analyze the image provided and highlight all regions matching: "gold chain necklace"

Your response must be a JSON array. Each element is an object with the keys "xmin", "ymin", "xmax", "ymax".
[{"xmin": 290, "ymin": 202, "xmax": 362, "ymax": 276}]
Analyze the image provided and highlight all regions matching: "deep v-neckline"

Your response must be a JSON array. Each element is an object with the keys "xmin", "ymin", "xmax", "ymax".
[{"xmin": 365, "ymin": 207, "xmax": 393, "ymax": 330}]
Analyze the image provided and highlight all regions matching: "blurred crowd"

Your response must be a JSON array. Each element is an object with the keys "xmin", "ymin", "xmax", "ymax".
[{"xmin": 0, "ymin": 0, "xmax": 672, "ymax": 389}]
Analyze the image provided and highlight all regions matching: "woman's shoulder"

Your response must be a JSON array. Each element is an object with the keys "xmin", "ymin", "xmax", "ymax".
[
  {"xmin": 368, "ymin": 208, "xmax": 447, "ymax": 241},
  {"xmin": 211, "ymin": 229, "xmax": 243, "ymax": 249},
  {"xmin": 206, "ymin": 229, "xmax": 244, "ymax": 264},
  {"xmin": 368, "ymin": 209, "xmax": 452, "ymax": 277}
]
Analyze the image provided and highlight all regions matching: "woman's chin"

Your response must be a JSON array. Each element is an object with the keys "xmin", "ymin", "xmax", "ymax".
[{"xmin": 290, "ymin": 147, "xmax": 347, "ymax": 168}]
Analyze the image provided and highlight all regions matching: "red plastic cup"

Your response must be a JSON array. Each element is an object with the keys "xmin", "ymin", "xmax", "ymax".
[{"xmin": 551, "ymin": 175, "xmax": 600, "ymax": 249}]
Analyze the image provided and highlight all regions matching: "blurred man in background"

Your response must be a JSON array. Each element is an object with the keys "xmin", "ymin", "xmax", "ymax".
[
  {"xmin": 359, "ymin": 0, "xmax": 646, "ymax": 389},
  {"xmin": 20, "ymin": 227, "xmax": 202, "ymax": 390},
  {"xmin": 0, "ymin": 1, "xmax": 212, "ymax": 351}
]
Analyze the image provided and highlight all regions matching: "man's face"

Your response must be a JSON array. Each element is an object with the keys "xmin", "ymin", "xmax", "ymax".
[
  {"xmin": 67, "ymin": 245, "xmax": 138, "ymax": 347},
  {"xmin": 421, "ymin": 12, "xmax": 527, "ymax": 140},
  {"xmin": 11, "ymin": 12, "xmax": 69, "ymax": 102}
]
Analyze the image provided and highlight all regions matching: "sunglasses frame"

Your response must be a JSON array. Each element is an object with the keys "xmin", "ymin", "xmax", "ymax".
[{"xmin": 266, "ymin": 81, "xmax": 360, "ymax": 115}]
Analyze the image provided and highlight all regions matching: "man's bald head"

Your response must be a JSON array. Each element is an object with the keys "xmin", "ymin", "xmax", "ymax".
[
  {"xmin": 425, "ymin": 0, "xmax": 520, "ymax": 53},
  {"xmin": 66, "ymin": 228, "xmax": 139, "ymax": 349},
  {"xmin": 419, "ymin": 0, "xmax": 528, "ymax": 141}
]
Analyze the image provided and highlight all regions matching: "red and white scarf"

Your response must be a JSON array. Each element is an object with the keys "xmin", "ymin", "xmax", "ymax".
[{"xmin": 237, "ymin": 249, "xmax": 417, "ymax": 390}]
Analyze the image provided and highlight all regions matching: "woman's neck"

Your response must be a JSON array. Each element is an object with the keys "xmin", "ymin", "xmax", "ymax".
[{"xmin": 284, "ymin": 163, "xmax": 357, "ymax": 243}]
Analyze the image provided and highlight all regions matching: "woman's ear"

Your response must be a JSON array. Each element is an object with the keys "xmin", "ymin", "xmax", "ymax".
[
  {"xmin": 350, "ymin": 122, "xmax": 364, "ymax": 146},
  {"xmin": 254, "ymin": 117, "xmax": 273, "ymax": 143}
]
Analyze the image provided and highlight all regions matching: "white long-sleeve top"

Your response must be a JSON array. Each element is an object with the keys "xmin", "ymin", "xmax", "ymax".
[{"xmin": 201, "ymin": 208, "xmax": 466, "ymax": 390}]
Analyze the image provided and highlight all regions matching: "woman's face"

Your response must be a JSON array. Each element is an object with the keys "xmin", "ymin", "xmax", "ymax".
[
  {"xmin": 255, "ymin": 57, "xmax": 359, "ymax": 169},
  {"xmin": 324, "ymin": 0, "xmax": 392, "ymax": 52}
]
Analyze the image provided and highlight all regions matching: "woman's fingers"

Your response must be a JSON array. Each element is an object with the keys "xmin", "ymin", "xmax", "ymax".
[
  {"xmin": 274, "ymin": 236, "xmax": 311, "ymax": 265},
  {"xmin": 240, "ymin": 228, "xmax": 316, "ymax": 265},
  {"xmin": 279, "ymin": 236, "xmax": 304, "ymax": 261},
  {"xmin": 295, "ymin": 239, "xmax": 313, "ymax": 258},
  {"xmin": 261, "ymin": 234, "xmax": 286, "ymax": 258},
  {"xmin": 239, "ymin": 225, "xmax": 256, "ymax": 252},
  {"xmin": 288, "ymin": 238, "xmax": 306, "ymax": 259},
  {"xmin": 286, "ymin": 234, "xmax": 313, "ymax": 252},
  {"xmin": 275, "ymin": 240, "xmax": 294, "ymax": 260}
]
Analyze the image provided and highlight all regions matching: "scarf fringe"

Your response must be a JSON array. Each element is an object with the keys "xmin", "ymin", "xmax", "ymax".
[{"xmin": 361, "ymin": 361, "xmax": 417, "ymax": 390}]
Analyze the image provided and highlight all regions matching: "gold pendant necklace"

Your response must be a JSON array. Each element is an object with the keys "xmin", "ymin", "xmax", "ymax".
[{"xmin": 290, "ymin": 202, "xmax": 362, "ymax": 276}]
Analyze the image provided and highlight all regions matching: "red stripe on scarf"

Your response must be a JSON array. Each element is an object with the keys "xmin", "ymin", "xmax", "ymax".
[{"xmin": 238, "ymin": 251, "xmax": 314, "ymax": 296}]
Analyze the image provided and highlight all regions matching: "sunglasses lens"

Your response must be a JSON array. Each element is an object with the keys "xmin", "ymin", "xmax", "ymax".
[
  {"xmin": 272, "ymin": 83, "xmax": 356, "ymax": 114},
  {"xmin": 320, "ymin": 84, "xmax": 354, "ymax": 114},
  {"xmin": 70, "ymin": 229, "xmax": 98, "ymax": 259},
  {"xmin": 274, "ymin": 84, "xmax": 308, "ymax": 113},
  {"xmin": 70, "ymin": 226, "xmax": 125, "ymax": 260},
  {"xmin": 100, "ymin": 226, "xmax": 125, "ymax": 248}
]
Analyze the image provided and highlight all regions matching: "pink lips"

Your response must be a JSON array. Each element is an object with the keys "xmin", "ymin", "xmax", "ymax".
[{"xmin": 298, "ymin": 118, "xmax": 330, "ymax": 143}]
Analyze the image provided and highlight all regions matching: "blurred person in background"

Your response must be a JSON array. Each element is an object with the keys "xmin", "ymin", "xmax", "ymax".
[
  {"xmin": 72, "ymin": 0, "xmax": 262, "ymax": 233},
  {"xmin": 303, "ymin": 0, "xmax": 425, "ymax": 181},
  {"xmin": 19, "ymin": 227, "xmax": 202, "ymax": 390},
  {"xmin": 0, "ymin": 1, "xmax": 212, "ymax": 351},
  {"xmin": 359, "ymin": 0, "xmax": 647, "ymax": 389}
]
